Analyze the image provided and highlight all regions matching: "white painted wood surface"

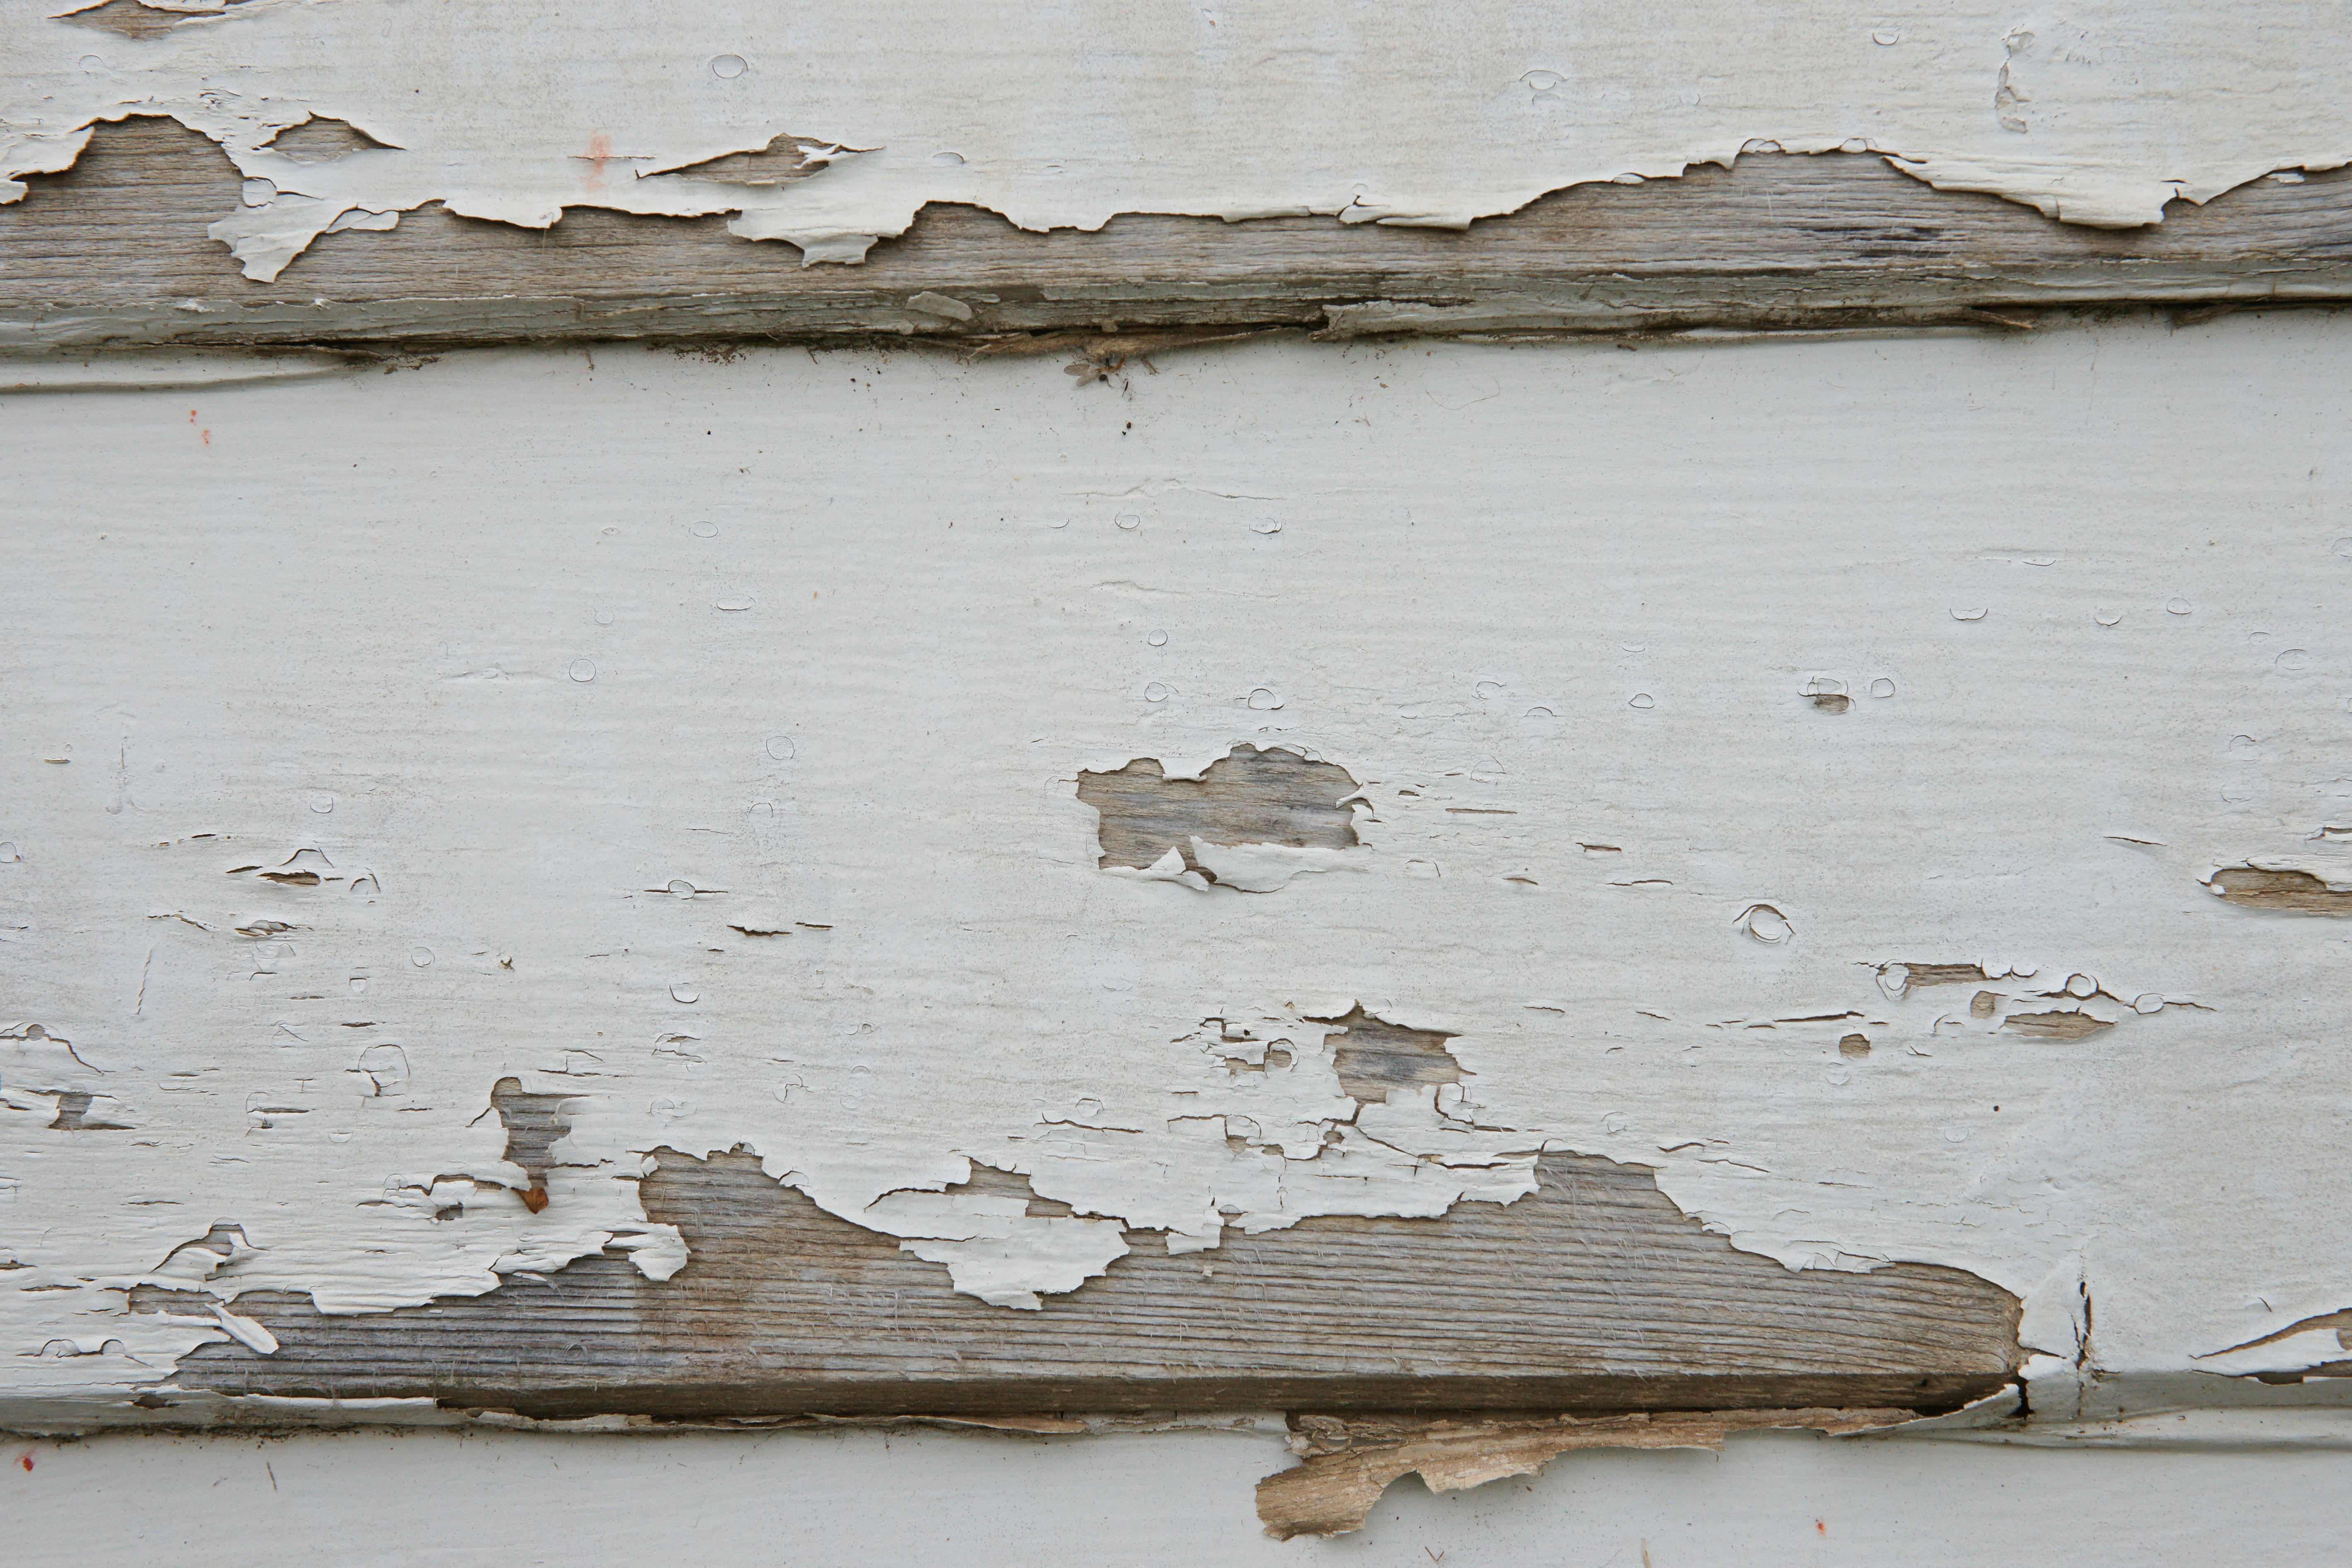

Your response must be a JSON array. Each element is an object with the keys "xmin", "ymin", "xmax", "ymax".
[
  {"xmin": 5, "ymin": 319, "xmax": 2350, "ymax": 1443},
  {"xmin": 10, "ymin": 1421, "xmax": 2352, "ymax": 1567}
]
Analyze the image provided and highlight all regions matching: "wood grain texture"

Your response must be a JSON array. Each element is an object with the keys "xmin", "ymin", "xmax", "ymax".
[
  {"xmin": 4, "ymin": 118, "xmax": 2350, "ymax": 354},
  {"xmin": 132, "ymin": 1151, "xmax": 2019, "ymax": 1420}
]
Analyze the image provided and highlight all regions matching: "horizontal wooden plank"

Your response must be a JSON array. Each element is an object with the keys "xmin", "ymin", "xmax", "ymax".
[
  {"xmin": 134, "ymin": 1150, "xmax": 2018, "ymax": 1421},
  {"xmin": 2, "ymin": 118, "xmax": 2349, "ymax": 353}
]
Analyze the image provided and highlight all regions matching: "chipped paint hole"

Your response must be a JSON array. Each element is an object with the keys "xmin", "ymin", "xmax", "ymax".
[
  {"xmin": 2209, "ymin": 867, "xmax": 2352, "ymax": 912},
  {"xmin": 1839, "ymin": 1034, "xmax": 1871, "ymax": 1058},
  {"xmin": 263, "ymin": 117, "xmax": 398, "ymax": 162},
  {"xmin": 1971, "ymin": 991, "xmax": 2000, "ymax": 1018},
  {"xmin": 1307, "ymin": 1006, "xmax": 1466, "ymax": 1104},
  {"xmin": 1078, "ymin": 745, "xmax": 1360, "ymax": 872}
]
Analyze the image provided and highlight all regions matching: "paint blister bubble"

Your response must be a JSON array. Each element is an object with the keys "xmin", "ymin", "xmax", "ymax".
[
  {"xmin": 409, "ymin": 947, "xmax": 433, "ymax": 967},
  {"xmin": 1250, "ymin": 519, "xmax": 1282, "ymax": 535},
  {"xmin": 1940, "ymin": 1125, "xmax": 1970, "ymax": 1144},
  {"xmin": 1869, "ymin": 678, "xmax": 1897, "ymax": 698},
  {"xmin": 667, "ymin": 880, "xmax": 695, "ymax": 899},
  {"xmin": 715, "ymin": 594, "xmax": 754, "ymax": 612},
  {"xmin": 709, "ymin": 53, "xmax": 747, "ymax": 78},
  {"xmin": 1872, "ymin": 29, "xmax": 1900, "ymax": 43},
  {"xmin": 670, "ymin": 984, "xmax": 699, "ymax": 1004},
  {"xmin": 1734, "ymin": 903, "xmax": 1793, "ymax": 944},
  {"xmin": 765, "ymin": 735, "xmax": 795, "ymax": 760},
  {"xmin": 2133, "ymin": 993, "xmax": 2165, "ymax": 1015},
  {"xmin": 2065, "ymin": 973, "xmax": 2097, "ymax": 998},
  {"xmin": 2277, "ymin": 648, "xmax": 2314, "ymax": 675},
  {"xmin": 1951, "ymin": 607, "xmax": 1988, "ymax": 622},
  {"xmin": 2094, "ymin": 608, "xmax": 2122, "ymax": 627},
  {"xmin": 311, "ymin": 794, "xmax": 335, "ymax": 814},
  {"xmin": 1524, "ymin": 705, "xmax": 1556, "ymax": 718},
  {"xmin": 348, "ymin": 976, "xmax": 367, "ymax": 994},
  {"xmin": 2335, "ymin": 538, "xmax": 2352, "ymax": 558},
  {"xmin": 0, "ymin": 842, "xmax": 16, "ymax": 861},
  {"xmin": 1115, "ymin": 512, "xmax": 1141, "ymax": 531},
  {"xmin": 1247, "ymin": 687, "xmax": 1283, "ymax": 710},
  {"xmin": 1825, "ymin": 1067, "xmax": 1852, "ymax": 1085},
  {"xmin": 2167, "ymin": 597, "xmax": 2194, "ymax": 615},
  {"xmin": 691, "ymin": 520, "xmax": 719, "ymax": 539},
  {"xmin": 1147, "ymin": 630, "xmax": 1168, "ymax": 647},
  {"xmin": 1601, "ymin": 1112, "xmax": 1630, "ymax": 1135},
  {"xmin": 1627, "ymin": 693, "xmax": 1656, "ymax": 710},
  {"xmin": 1523, "ymin": 69, "xmax": 1565, "ymax": 91},
  {"xmin": 569, "ymin": 658, "xmax": 597, "ymax": 683},
  {"xmin": 1144, "ymin": 682, "xmax": 1170, "ymax": 702}
]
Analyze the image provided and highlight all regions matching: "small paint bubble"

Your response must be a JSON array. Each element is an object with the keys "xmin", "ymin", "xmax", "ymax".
[
  {"xmin": 929, "ymin": 150, "xmax": 966, "ymax": 166},
  {"xmin": 749, "ymin": 801, "xmax": 775, "ymax": 819},
  {"xmin": 1524, "ymin": 705, "xmax": 1556, "ymax": 717},
  {"xmin": 2335, "ymin": 538, "xmax": 2352, "ymax": 558},
  {"xmin": 1872, "ymin": 28, "xmax": 1900, "ymax": 43},
  {"xmin": 0, "ymin": 842, "xmax": 17, "ymax": 861},
  {"xmin": 2065, "ymin": 973, "xmax": 2097, "ymax": 998},
  {"xmin": 594, "ymin": 607, "xmax": 614, "ymax": 625},
  {"xmin": 1247, "ymin": 687, "xmax": 1282, "ymax": 710},
  {"xmin": 691, "ymin": 520, "xmax": 719, "ymax": 539},
  {"xmin": 349, "ymin": 873, "xmax": 379, "ymax": 897},
  {"xmin": 2133, "ymin": 993, "xmax": 2165, "ymax": 1015},
  {"xmin": 765, "ymin": 734, "xmax": 795, "ymax": 761},
  {"xmin": 409, "ymin": 947, "xmax": 433, "ymax": 967},
  {"xmin": 1144, "ymin": 682, "xmax": 1170, "ymax": 702},
  {"xmin": 1477, "ymin": 681, "xmax": 1505, "ymax": 700},
  {"xmin": 1249, "ymin": 519, "xmax": 1282, "ymax": 535},
  {"xmin": 1628, "ymin": 693, "xmax": 1655, "ymax": 710},
  {"xmin": 2277, "ymin": 648, "xmax": 2314, "ymax": 674},
  {"xmin": 1048, "ymin": 517, "xmax": 1071, "ymax": 529},
  {"xmin": 1735, "ymin": 903, "xmax": 1793, "ymax": 944},
  {"xmin": 715, "ymin": 594, "xmax": 754, "ymax": 612},
  {"xmin": 2023, "ymin": 555, "xmax": 2057, "ymax": 567},
  {"xmin": 667, "ymin": 879, "xmax": 696, "ymax": 898},
  {"xmin": 1074, "ymin": 1097, "xmax": 1103, "ymax": 1118},
  {"xmin": 569, "ymin": 658, "xmax": 597, "ymax": 683},
  {"xmin": 327, "ymin": 1131, "xmax": 354, "ymax": 1144},
  {"xmin": 1523, "ymin": 69, "xmax": 1565, "ymax": 91},
  {"xmin": 708, "ymin": 53, "xmax": 747, "ymax": 78},
  {"xmin": 310, "ymin": 794, "xmax": 335, "ymax": 814},
  {"xmin": 2167, "ymin": 598, "xmax": 2193, "ymax": 615},
  {"xmin": 1404, "ymin": 859, "xmax": 1441, "ymax": 878},
  {"xmin": 1115, "ymin": 512, "xmax": 1141, "ymax": 531},
  {"xmin": 1825, "ymin": 1066, "xmax": 1852, "ymax": 1085},
  {"xmin": 1601, "ymin": 1112, "xmax": 1630, "ymax": 1135},
  {"xmin": 1869, "ymin": 678, "xmax": 1897, "ymax": 698},
  {"xmin": 2094, "ymin": 608, "xmax": 2122, "ymax": 627},
  {"xmin": 1941, "ymin": 1125, "xmax": 1970, "ymax": 1143},
  {"xmin": 670, "ymin": 984, "xmax": 699, "ymax": 1004},
  {"xmin": 1146, "ymin": 630, "xmax": 1168, "ymax": 647},
  {"xmin": 1951, "ymin": 607, "xmax": 1988, "ymax": 621},
  {"xmin": 1620, "ymin": 642, "xmax": 1646, "ymax": 653},
  {"xmin": 349, "ymin": 976, "xmax": 367, "ymax": 993}
]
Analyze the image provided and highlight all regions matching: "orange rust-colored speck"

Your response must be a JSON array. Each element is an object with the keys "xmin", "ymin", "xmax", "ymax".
[{"xmin": 18, "ymin": 1452, "xmax": 31, "ymax": 1472}]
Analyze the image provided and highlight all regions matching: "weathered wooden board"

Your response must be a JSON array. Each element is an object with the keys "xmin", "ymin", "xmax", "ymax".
[
  {"xmin": 4, "ymin": 118, "xmax": 2350, "ymax": 354},
  {"xmin": 137, "ymin": 1152, "xmax": 2017, "ymax": 1419}
]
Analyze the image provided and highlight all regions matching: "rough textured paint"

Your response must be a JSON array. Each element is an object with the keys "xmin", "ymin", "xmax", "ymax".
[
  {"xmin": 4, "ymin": 0, "xmax": 2350, "ymax": 284},
  {"xmin": 3, "ymin": 317, "xmax": 2352, "ymax": 1429}
]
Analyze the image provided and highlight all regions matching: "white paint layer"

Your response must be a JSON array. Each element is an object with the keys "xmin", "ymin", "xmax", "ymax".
[
  {"xmin": 3, "ymin": 318, "xmax": 2352, "ymax": 1413},
  {"xmin": 4, "ymin": 0, "xmax": 2349, "ymax": 280},
  {"xmin": 10, "ymin": 1424, "xmax": 2352, "ymax": 1567}
]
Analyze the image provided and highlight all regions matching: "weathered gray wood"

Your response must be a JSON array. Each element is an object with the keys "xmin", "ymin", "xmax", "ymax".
[
  {"xmin": 132, "ymin": 1150, "xmax": 2019, "ymax": 1421},
  {"xmin": 4, "ymin": 118, "xmax": 2350, "ymax": 354}
]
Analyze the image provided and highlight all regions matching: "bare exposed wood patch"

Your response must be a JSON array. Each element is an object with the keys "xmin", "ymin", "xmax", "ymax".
[
  {"xmin": 2208, "ymin": 867, "xmax": 2352, "ymax": 913},
  {"xmin": 1881, "ymin": 962, "xmax": 1990, "ymax": 991},
  {"xmin": 1259, "ymin": 1407, "xmax": 1912, "ymax": 1538},
  {"xmin": 484, "ymin": 1076, "xmax": 572, "ymax": 1208},
  {"xmin": 1310, "ymin": 1007, "xmax": 1467, "ymax": 1103},
  {"xmin": 262, "ymin": 118, "xmax": 397, "ymax": 162},
  {"xmin": 2000, "ymin": 1010, "xmax": 2116, "ymax": 1041},
  {"xmin": 1077, "ymin": 745, "xmax": 1360, "ymax": 875},
  {"xmin": 136, "ymin": 1150, "xmax": 2018, "ymax": 1420},
  {"xmin": 5, "ymin": 119, "xmax": 2352, "ymax": 353}
]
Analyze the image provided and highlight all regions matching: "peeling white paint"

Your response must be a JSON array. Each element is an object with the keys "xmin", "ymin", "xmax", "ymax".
[
  {"xmin": 4, "ymin": 317, "xmax": 2352, "ymax": 1415},
  {"xmin": 5, "ymin": 0, "xmax": 2351, "ymax": 284}
]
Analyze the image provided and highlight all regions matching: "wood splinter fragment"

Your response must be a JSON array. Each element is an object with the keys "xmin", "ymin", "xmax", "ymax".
[{"xmin": 1256, "ymin": 1408, "xmax": 1912, "ymax": 1539}]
